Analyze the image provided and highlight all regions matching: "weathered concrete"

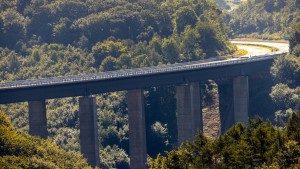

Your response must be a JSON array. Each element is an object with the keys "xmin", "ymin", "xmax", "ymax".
[
  {"xmin": 249, "ymin": 77, "xmax": 275, "ymax": 119},
  {"xmin": 28, "ymin": 100, "xmax": 47, "ymax": 139},
  {"xmin": 127, "ymin": 89, "xmax": 147, "ymax": 169},
  {"xmin": 233, "ymin": 76, "xmax": 249, "ymax": 125},
  {"xmin": 176, "ymin": 82, "xmax": 202, "ymax": 146},
  {"xmin": 79, "ymin": 96, "xmax": 100, "ymax": 168},
  {"xmin": 0, "ymin": 55, "xmax": 276, "ymax": 104},
  {"xmin": 218, "ymin": 83, "xmax": 235, "ymax": 135}
]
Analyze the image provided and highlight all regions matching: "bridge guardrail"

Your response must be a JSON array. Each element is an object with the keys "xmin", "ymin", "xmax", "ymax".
[{"xmin": 0, "ymin": 52, "xmax": 286, "ymax": 90}]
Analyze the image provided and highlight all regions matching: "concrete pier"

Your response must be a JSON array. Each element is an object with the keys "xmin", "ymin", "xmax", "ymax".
[
  {"xmin": 176, "ymin": 82, "xmax": 202, "ymax": 145},
  {"xmin": 28, "ymin": 100, "xmax": 47, "ymax": 139},
  {"xmin": 233, "ymin": 76, "xmax": 249, "ymax": 125},
  {"xmin": 79, "ymin": 96, "xmax": 100, "ymax": 168},
  {"xmin": 127, "ymin": 89, "xmax": 147, "ymax": 169},
  {"xmin": 218, "ymin": 84, "xmax": 235, "ymax": 134}
]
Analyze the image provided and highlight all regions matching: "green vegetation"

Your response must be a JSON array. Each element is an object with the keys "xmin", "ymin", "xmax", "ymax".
[
  {"xmin": 226, "ymin": 0, "xmax": 243, "ymax": 10},
  {"xmin": 237, "ymin": 43, "xmax": 279, "ymax": 52},
  {"xmin": 0, "ymin": 0, "xmax": 235, "ymax": 58},
  {"xmin": 270, "ymin": 23, "xmax": 300, "ymax": 125},
  {"xmin": 0, "ymin": 0, "xmax": 235, "ymax": 168},
  {"xmin": 149, "ymin": 115, "xmax": 300, "ymax": 168},
  {"xmin": 215, "ymin": 0, "xmax": 230, "ymax": 10},
  {"xmin": 229, "ymin": 0, "xmax": 300, "ymax": 39},
  {"xmin": 229, "ymin": 49, "xmax": 248, "ymax": 58},
  {"xmin": 149, "ymin": 11, "xmax": 300, "ymax": 169},
  {"xmin": 226, "ymin": 0, "xmax": 300, "ymax": 127},
  {"xmin": 0, "ymin": 112, "xmax": 91, "ymax": 169}
]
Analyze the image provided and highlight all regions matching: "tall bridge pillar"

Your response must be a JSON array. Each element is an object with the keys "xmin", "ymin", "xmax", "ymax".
[
  {"xmin": 176, "ymin": 82, "xmax": 202, "ymax": 146},
  {"xmin": 218, "ymin": 76, "xmax": 249, "ymax": 134},
  {"xmin": 218, "ymin": 83, "xmax": 234, "ymax": 135},
  {"xmin": 127, "ymin": 89, "xmax": 147, "ymax": 169},
  {"xmin": 79, "ymin": 96, "xmax": 100, "ymax": 168},
  {"xmin": 28, "ymin": 100, "xmax": 48, "ymax": 139},
  {"xmin": 233, "ymin": 76, "xmax": 249, "ymax": 125}
]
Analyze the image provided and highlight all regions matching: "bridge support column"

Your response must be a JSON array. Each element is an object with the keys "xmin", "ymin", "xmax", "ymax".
[
  {"xmin": 218, "ymin": 83, "xmax": 234, "ymax": 135},
  {"xmin": 79, "ymin": 96, "xmax": 100, "ymax": 168},
  {"xmin": 176, "ymin": 82, "xmax": 202, "ymax": 146},
  {"xmin": 28, "ymin": 100, "xmax": 47, "ymax": 139},
  {"xmin": 127, "ymin": 89, "xmax": 147, "ymax": 169},
  {"xmin": 233, "ymin": 76, "xmax": 249, "ymax": 125}
]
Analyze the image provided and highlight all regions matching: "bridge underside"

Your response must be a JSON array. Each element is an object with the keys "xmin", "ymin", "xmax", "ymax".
[
  {"xmin": 2, "ymin": 56, "xmax": 277, "ymax": 168},
  {"xmin": 0, "ymin": 58, "xmax": 273, "ymax": 104},
  {"xmin": 25, "ymin": 75, "xmax": 253, "ymax": 168}
]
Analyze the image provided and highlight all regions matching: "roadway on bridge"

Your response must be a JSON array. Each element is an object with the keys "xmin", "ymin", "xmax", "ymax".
[
  {"xmin": 231, "ymin": 40, "xmax": 289, "ymax": 57},
  {"xmin": 0, "ymin": 40, "xmax": 290, "ymax": 104}
]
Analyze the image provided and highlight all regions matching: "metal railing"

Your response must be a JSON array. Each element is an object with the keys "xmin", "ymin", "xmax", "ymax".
[{"xmin": 0, "ymin": 51, "xmax": 286, "ymax": 90}]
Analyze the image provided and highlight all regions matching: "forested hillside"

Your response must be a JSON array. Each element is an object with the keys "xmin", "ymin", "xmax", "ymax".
[
  {"xmin": 270, "ymin": 23, "xmax": 300, "ymax": 125},
  {"xmin": 150, "ymin": 14, "xmax": 300, "ymax": 169},
  {"xmin": 0, "ymin": 0, "xmax": 235, "ymax": 168},
  {"xmin": 229, "ymin": 0, "xmax": 300, "ymax": 39},
  {"xmin": 149, "ymin": 115, "xmax": 300, "ymax": 168},
  {"xmin": 0, "ymin": 112, "xmax": 91, "ymax": 168}
]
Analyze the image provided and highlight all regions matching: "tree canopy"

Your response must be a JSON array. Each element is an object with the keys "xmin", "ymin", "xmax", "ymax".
[
  {"xmin": 229, "ymin": 0, "xmax": 300, "ymax": 39},
  {"xmin": 0, "ymin": 112, "xmax": 91, "ymax": 169},
  {"xmin": 149, "ymin": 116, "xmax": 300, "ymax": 169},
  {"xmin": 270, "ymin": 23, "xmax": 300, "ymax": 124}
]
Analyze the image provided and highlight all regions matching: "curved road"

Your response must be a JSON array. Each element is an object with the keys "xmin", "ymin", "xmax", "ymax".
[
  {"xmin": 0, "ymin": 40, "xmax": 290, "ymax": 104},
  {"xmin": 231, "ymin": 40, "xmax": 289, "ymax": 57},
  {"xmin": 0, "ymin": 41, "xmax": 289, "ymax": 91}
]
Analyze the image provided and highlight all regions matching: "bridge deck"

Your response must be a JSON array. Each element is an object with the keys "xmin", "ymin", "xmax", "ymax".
[
  {"xmin": 0, "ymin": 52, "xmax": 284, "ymax": 91},
  {"xmin": 0, "ymin": 49, "xmax": 286, "ymax": 104}
]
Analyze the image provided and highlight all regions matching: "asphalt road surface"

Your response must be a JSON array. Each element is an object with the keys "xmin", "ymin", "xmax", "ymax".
[{"xmin": 231, "ymin": 41, "xmax": 289, "ymax": 58}]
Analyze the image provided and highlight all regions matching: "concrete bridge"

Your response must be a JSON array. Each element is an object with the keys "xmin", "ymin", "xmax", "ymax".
[{"xmin": 0, "ymin": 41, "xmax": 288, "ymax": 168}]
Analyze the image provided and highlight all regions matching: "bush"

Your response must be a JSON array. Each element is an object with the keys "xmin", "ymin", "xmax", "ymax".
[{"xmin": 0, "ymin": 112, "xmax": 92, "ymax": 169}]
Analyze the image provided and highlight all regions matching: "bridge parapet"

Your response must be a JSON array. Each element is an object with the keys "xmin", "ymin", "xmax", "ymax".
[
  {"xmin": 0, "ymin": 53, "xmax": 282, "ymax": 92},
  {"xmin": 0, "ymin": 50, "xmax": 287, "ymax": 168}
]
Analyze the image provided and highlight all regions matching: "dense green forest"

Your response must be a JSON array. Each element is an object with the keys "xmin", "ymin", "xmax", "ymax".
[
  {"xmin": 270, "ymin": 23, "xmax": 300, "ymax": 126},
  {"xmin": 228, "ymin": 0, "xmax": 300, "ymax": 39},
  {"xmin": 0, "ymin": 0, "xmax": 235, "ymax": 168},
  {"xmin": 149, "ymin": 115, "xmax": 300, "ymax": 168},
  {"xmin": 0, "ymin": 112, "xmax": 91, "ymax": 168}
]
